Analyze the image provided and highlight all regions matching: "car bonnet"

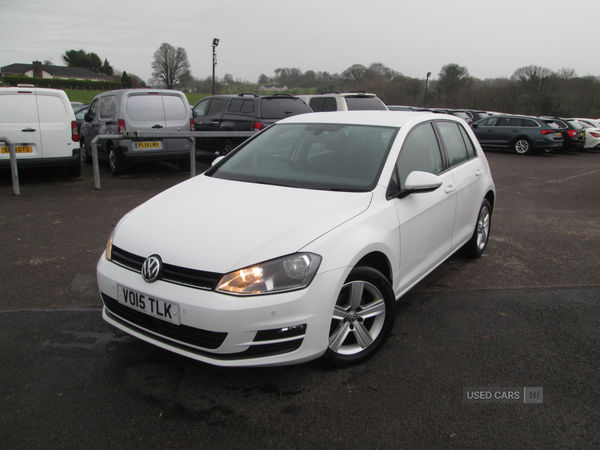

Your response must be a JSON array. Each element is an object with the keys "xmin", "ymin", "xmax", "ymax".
[{"xmin": 111, "ymin": 174, "xmax": 373, "ymax": 274}]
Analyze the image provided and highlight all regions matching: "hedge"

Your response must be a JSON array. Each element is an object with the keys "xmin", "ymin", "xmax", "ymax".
[{"xmin": 0, "ymin": 75, "xmax": 122, "ymax": 90}]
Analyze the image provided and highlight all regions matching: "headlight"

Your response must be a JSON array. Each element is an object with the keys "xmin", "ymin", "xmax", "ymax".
[
  {"xmin": 216, "ymin": 253, "xmax": 322, "ymax": 296},
  {"xmin": 105, "ymin": 231, "xmax": 114, "ymax": 261}
]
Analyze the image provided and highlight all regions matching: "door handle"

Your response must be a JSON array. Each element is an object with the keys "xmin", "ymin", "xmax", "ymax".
[
  {"xmin": 445, "ymin": 184, "xmax": 456, "ymax": 194},
  {"xmin": 21, "ymin": 128, "xmax": 36, "ymax": 132},
  {"xmin": 152, "ymin": 124, "xmax": 163, "ymax": 129},
  {"xmin": 475, "ymin": 169, "xmax": 483, "ymax": 177}
]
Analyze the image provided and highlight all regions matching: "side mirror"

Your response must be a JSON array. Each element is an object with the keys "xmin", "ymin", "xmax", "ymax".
[
  {"xmin": 84, "ymin": 112, "xmax": 92, "ymax": 122},
  {"xmin": 211, "ymin": 156, "xmax": 225, "ymax": 166},
  {"xmin": 404, "ymin": 171, "xmax": 443, "ymax": 193},
  {"xmin": 472, "ymin": 123, "xmax": 478, "ymax": 128}
]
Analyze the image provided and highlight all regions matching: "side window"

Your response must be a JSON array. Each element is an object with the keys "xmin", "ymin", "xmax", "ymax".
[
  {"xmin": 507, "ymin": 118, "xmax": 522, "ymax": 127},
  {"xmin": 228, "ymin": 99, "xmax": 243, "ymax": 112},
  {"xmin": 458, "ymin": 125, "xmax": 477, "ymax": 158},
  {"xmin": 522, "ymin": 119, "xmax": 538, "ymax": 127},
  {"xmin": 207, "ymin": 98, "xmax": 225, "ymax": 116},
  {"xmin": 192, "ymin": 99, "xmax": 210, "ymax": 117},
  {"xmin": 309, "ymin": 98, "xmax": 325, "ymax": 112},
  {"xmin": 241, "ymin": 100, "xmax": 255, "ymax": 114},
  {"xmin": 99, "ymin": 96, "xmax": 117, "ymax": 120},
  {"xmin": 322, "ymin": 98, "xmax": 337, "ymax": 112},
  {"xmin": 396, "ymin": 122, "xmax": 443, "ymax": 189},
  {"xmin": 481, "ymin": 117, "xmax": 499, "ymax": 126},
  {"xmin": 437, "ymin": 121, "xmax": 469, "ymax": 167},
  {"xmin": 87, "ymin": 100, "xmax": 98, "ymax": 121}
]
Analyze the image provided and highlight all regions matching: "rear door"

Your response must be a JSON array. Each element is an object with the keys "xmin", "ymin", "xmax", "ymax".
[
  {"xmin": 193, "ymin": 98, "xmax": 226, "ymax": 151},
  {"xmin": 125, "ymin": 92, "xmax": 168, "ymax": 152},
  {"xmin": 36, "ymin": 90, "xmax": 74, "ymax": 158},
  {"xmin": 162, "ymin": 93, "xmax": 191, "ymax": 153},
  {"xmin": 0, "ymin": 89, "xmax": 42, "ymax": 160}
]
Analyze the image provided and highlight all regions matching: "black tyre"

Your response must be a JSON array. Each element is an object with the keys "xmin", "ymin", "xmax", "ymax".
[
  {"xmin": 81, "ymin": 140, "xmax": 92, "ymax": 165},
  {"xmin": 325, "ymin": 266, "xmax": 396, "ymax": 366},
  {"xmin": 108, "ymin": 145, "xmax": 126, "ymax": 176},
  {"xmin": 514, "ymin": 138, "xmax": 532, "ymax": 155},
  {"xmin": 462, "ymin": 199, "xmax": 492, "ymax": 258},
  {"xmin": 221, "ymin": 139, "xmax": 234, "ymax": 156}
]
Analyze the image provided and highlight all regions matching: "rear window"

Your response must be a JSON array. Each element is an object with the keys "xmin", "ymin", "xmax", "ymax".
[
  {"xmin": 37, "ymin": 95, "xmax": 68, "ymax": 124},
  {"xmin": 162, "ymin": 95, "xmax": 188, "ymax": 121},
  {"xmin": 126, "ymin": 95, "xmax": 165, "ymax": 122},
  {"xmin": 0, "ymin": 93, "xmax": 38, "ymax": 124},
  {"xmin": 260, "ymin": 98, "xmax": 312, "ymax": 119},
  {"xmin": 345, "ymin": 96, "xmax": 387, "ymax": 111}
]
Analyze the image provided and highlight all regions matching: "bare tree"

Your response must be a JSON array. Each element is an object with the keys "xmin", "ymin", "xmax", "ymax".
[{"xmin": 151, "ymin": 43, "xmax": 192, "ymax": 89}]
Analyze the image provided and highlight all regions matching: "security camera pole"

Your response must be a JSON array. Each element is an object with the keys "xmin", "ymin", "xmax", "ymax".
[
  {"xmin": 424, "ymin": 72, "xmax": 431, "ymax": 108},
  {"xmin": 212, "ymin": 38, "xmax": 219, "ymax": 95}
]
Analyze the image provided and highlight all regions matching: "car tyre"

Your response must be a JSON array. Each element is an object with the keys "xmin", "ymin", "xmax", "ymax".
[
  {"xmin": 514, "ymin": 138, "xmax": 532, "ymax": 155},
  {"xmin": 325, "ymin": 266, "xmax": 396, "ymax": 366},
  {"xmin": 109, "ymin": 145, "xmax": 126, "ymax": 176},
  {"xmin": 462, "ymin": 199, "xmax": 492, "ymax": 258},
  {"xmin": 81, "ymin": 140, "xmax": 92, "ymax": 165},
  {"xmin": 221, "ymin": 139, "xmax": 234, "ymax": 156}
]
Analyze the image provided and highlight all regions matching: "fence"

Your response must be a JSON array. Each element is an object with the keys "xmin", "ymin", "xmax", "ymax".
[{"xmin": 3, "ymin": 131, "xmax": 257, "ymax": 195}]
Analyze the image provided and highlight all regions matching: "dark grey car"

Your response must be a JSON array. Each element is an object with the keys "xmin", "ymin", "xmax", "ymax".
[{"xmin": 472, "ymin": 115, "xmax": 564, "ymax": 155}]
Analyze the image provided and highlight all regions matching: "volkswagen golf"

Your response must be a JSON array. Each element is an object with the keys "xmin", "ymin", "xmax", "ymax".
[{"xmin": 97, "ymin": 111, "xmax": 496, "ymax": 367}]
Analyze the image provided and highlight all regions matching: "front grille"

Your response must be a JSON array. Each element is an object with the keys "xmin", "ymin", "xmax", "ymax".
[
  {"xmin": 111, "ymin": 245, "xmax": 222, "ymax": 290},
  {"xmin": 102, "ymin": 293, "xmax": 305, "ymax": 361},
  {"xmin": 102, "ymin": 293, "xmax": 227, "ymax": 350}
]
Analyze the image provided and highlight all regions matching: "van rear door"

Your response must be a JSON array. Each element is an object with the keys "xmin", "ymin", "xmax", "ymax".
[
  {"xmin": 125, "ymin": 92, "xmax": 169, "ymax": 152},
  {"xmin": 0, "ymin": 89, "xmax": 42, "ymax": 160},
  {"xmin": 36, "ymin": 90, "xmax": 75, "ymax": 158},
  {"xmin": 162, "ymin": 92, "xmax": 191, "ymax": 153}
]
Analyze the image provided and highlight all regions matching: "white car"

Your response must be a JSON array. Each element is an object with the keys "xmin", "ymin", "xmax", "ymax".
[
  {"xmin": 297, "ymin": 92, "xmax": 388, "ymax": 112},
  {"xmin": 569, "ymin": 119, "xmax": 600, "ymax": 150},
  {"xmin": 97, "ymin": 111, "xmax": 496, "ymax": 367}
]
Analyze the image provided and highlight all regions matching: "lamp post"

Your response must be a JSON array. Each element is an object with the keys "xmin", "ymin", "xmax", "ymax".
[
  {"xmin": 424, "ymin": 72, "xmax": 431, "ymax": 107},
  {"xmin": 212, "ymin": 38, "xmax": 219, "ymax": 95}
]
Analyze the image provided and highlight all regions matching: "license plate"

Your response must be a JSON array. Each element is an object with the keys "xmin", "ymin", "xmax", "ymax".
[
  {"xmin": 117, "ymin": 285, "xmax": 180, "ymax": 325},
  {"xmin": 556, "ymin": 132, "xmax": 562, "ymax": 137},
  {"xmin": 133, "ymin": 141, "xmax": 162, "ymax": 150},
  {"xmin": 1, "ymin": 146, "xmax": 33, "ymax": 154}
]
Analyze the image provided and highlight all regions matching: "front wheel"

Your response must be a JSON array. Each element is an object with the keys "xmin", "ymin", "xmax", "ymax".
[
  {"xmin": 514, "ymin": 138, "xmax": 532, "ymax": 155},
  {"xmin": 220, "ymin": 139, "xmax": 234, "ymax": 156},
  {"xmin": 324, "ymin": 266, "xmax": 396, "ymax": 366},
  {"xmin": 462, "ymin": 199, "xmax": 492, "ymax": 258}
]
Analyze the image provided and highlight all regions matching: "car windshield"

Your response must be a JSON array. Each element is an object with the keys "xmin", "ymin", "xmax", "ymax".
[{"xmin": 208, "ymin": 123, "xmax": 398, "ymax": 192}]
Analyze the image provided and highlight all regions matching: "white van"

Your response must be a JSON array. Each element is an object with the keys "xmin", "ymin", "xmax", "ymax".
[{"xmin": 0, "ymin": 87, "xmax": 80, "ymax": 177}]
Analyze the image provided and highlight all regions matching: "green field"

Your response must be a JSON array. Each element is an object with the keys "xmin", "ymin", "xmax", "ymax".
[{"xmin": 64, "ymin": 90, "xmax": 207, "ymax": 107}]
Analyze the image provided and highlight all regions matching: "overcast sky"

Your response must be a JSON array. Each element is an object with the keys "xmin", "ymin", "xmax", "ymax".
[{"xmin": 2, "ymin": 0, "xmax": 600, "ymax": 84}]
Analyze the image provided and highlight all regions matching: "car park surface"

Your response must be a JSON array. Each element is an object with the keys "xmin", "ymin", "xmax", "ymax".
[
  {"xmin": 1, "ymin": 148, "xmax": 599, "ymax": 449},
  {"xmin": 98, "ymin": 111, "xmax": 494, "ymax": 367}
]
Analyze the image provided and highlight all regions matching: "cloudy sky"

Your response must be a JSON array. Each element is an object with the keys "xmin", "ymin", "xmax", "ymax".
[{"xmin": 2, "ymin": 0, "xmax": 600, "ymax": 83}]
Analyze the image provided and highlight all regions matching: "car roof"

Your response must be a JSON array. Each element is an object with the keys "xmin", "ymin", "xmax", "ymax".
[{"xmin": 279, "ymin": 110, "xmax": 462, "ymax": 127}]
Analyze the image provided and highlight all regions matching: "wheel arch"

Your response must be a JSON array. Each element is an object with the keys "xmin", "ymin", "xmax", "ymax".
[{"xmin": 354, "ymin": 251, "xmax": 393, "ymax": 285}]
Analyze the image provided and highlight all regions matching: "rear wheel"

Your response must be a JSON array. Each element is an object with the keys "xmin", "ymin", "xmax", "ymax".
[
  {"xmin": 81, "ymin": 140, "xmax": 92, "ymax": 165},
  {"xmin": 108, "ymin": 145, "xmax": 126, "ymax": 176},
  {"xmin": 514, "ymin": 138, "xmax": 532, "ymax": 155},
  {"xmin": 325, "ymin": 266, "xmax": 396, "ymax": 366},
  {"xmin": 220, "ymin": 139, "xmax": 234, "ymax": 156}
]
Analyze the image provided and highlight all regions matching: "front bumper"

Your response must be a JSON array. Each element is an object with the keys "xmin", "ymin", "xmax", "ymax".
[{"xmin": 97, "ymin": 254, "xmax": 343, "ymax": 367}]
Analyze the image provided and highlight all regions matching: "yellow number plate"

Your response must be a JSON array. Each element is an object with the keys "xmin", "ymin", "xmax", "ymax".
[
  {"xmin": 133, "ymin": 141, "xmax": 162, "ymax": 149},
  {"xmin": 1, "ymin": 146, "xmax": 33, "ymax": 154}
]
